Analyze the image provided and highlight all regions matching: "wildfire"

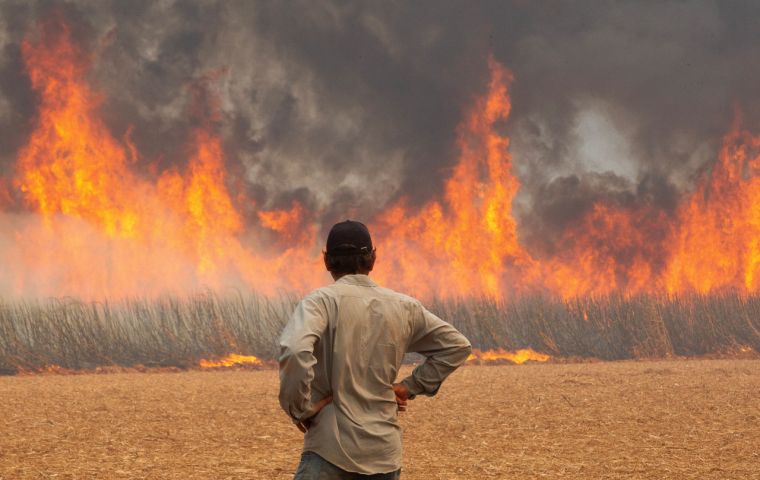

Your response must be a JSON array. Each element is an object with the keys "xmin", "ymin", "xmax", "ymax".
[
  {"xmin": 1, "ymin": 18, "xmax": 759, "ymax": 301},
  {"xmin": 663, "ymin": 122, "xmax": 760, "ymax": 294},
  {"xmin": 6, "ymin": 18, "xmax": 322, "ymax": 298},
  {"xmin": 467, "ymin": 348, "xmax": 551, "ymax": 365},
  {"xmin": 199, "ymin": 354, "xmax": 263, "ymax": 369},
  {"xmin": 372, "ymin": 58, "xmax": 534, "ymax": 298}
]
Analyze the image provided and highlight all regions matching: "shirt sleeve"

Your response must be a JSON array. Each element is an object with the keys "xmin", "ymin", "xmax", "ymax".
[
  {"xmin": 278, "ymin": 294, "xmax": 329, "ymax": 422},
  {"xmin": 400, "ymin": 304, "xmax": 472, "ymax": 398}
]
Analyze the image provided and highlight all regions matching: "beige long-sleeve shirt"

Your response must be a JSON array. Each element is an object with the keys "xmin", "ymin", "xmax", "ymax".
[{"xmin": 278, "ymin": 274, "xmax": 472, "ymax": 474}]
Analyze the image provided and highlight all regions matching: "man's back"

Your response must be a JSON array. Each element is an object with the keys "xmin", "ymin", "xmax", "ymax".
[{"xmin": 279, "ymin": 274, "xmax": 471, "ymax": 475}]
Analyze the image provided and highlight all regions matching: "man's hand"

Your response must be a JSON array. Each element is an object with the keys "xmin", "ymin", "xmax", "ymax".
[
  {"xmin": 393, "ymin": 383, "xmax": 410, "ymax": 412},
  {"xmin": 296, "ymin": 395, "xmax": 333, "ymax": 433}
]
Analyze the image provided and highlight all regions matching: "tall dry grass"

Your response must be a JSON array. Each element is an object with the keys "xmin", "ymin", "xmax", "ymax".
[
  {"xmin": 434, "ymin": 293, "xmax": 760, "ymax": 359},
  {"xmin": 1, "ymin": 292, "xmax": 758, "ymax": 374},
  {"xmin": 0, "ymin": 293, "xmax": 296, "ymax": 374}
]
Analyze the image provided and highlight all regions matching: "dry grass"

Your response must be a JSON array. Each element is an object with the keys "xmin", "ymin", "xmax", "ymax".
[
  {"xmin": 2, "ymin": 292, "xmax": 759, "ymax": 374},
  {"xmin": 2, "ymin": 360, "xmax": 759, "ymax": 479}
]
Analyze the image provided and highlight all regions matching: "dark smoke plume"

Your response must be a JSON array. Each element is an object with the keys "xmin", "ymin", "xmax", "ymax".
[{"xmin": 0, "ymin": 0, "xmax": 758, "ymax": 241}]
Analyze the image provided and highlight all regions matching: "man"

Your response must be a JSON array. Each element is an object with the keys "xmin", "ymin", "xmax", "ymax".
[{"xmin": 278, "ymin": 220, "xmax": 472, "ymax": 479}]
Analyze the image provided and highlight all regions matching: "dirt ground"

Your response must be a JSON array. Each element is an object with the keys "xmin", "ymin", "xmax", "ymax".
[{"xmin": 1, "ymin": 360, "xmax": 759, "ymax": 480}]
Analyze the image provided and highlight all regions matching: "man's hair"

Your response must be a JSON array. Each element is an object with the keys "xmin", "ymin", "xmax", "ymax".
[{"xmin": 324, "ymin": 249, "xmax": 376, "ymax": 275}]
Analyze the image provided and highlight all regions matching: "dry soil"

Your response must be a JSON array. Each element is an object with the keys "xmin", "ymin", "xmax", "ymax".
[{"xmin": 1, "ymin": 360, "xmax": 759, "ymax": 479}]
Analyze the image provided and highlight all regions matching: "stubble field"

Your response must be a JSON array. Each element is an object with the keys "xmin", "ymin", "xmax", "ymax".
[{"xmin": 1, "ymin": 360, "xmax": 759, "ymax": 479}]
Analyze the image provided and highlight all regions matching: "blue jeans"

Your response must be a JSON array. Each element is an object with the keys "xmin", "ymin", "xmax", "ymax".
[{"xmin": 294, "ymin": 452, "xmax": 401, "ymax": 480}]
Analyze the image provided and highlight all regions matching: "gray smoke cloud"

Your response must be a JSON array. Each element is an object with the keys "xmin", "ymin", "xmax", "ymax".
[{"xmin": 0, "ymin": 0, "xmax": 757, "ymax": 245}]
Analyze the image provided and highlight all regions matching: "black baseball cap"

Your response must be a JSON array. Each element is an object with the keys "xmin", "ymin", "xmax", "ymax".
[{"xmin": 326, "ymin": 220, "xmax": 373, "ymax": 256}]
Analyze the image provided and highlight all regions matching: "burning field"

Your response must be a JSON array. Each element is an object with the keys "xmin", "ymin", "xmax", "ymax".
[
  {"xmin": 2, "ymin": 6, "xmax": 760, "ymax": 478},
  {"xmin": 2, "ymin": 13, "xmax": 759, "ymax": 301},
  {"xmin": 0, "ymin": 11, "xmax": 758, "ymax": 372},
  {"xmin": 0, "ymin": 12, "xmax": 760, "ymax": 373}
]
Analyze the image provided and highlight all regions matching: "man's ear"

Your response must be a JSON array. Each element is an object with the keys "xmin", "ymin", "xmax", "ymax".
[
  {"xmin": 367, "ymin": 249, "xmax": 377, "ymax": 272},
  {"xmin": 323, "ymin": 252, "xmax": 331, "ymax": 272}
]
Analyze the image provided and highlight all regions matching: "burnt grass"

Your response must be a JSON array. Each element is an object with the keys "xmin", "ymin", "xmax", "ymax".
[{"xmin": 0, "ymin": 291, "xmax": 759, "ymax": 373}]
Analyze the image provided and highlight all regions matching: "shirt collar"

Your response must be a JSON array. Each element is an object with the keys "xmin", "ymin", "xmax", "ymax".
[{"xmin": 335, "ymin": 274, "xmax": 378, "ymax": 287}]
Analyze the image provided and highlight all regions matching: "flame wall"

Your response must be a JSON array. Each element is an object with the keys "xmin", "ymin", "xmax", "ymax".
[{"xmin": 0, "ymin": 7, "xmax": 759, "ymax": 300}]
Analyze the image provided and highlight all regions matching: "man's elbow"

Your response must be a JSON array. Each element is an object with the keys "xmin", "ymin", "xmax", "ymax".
[
  {"xmin": 457, "ymin": 340, "xmax": 472, "ymax": 365},
  {"xmin": 441, "ymin": 333, "xmax": 471, "ymax": 367}
]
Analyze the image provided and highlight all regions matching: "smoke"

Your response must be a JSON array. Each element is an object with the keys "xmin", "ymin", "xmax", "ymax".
[{"xmin": 0, "ymin": 0, "xmax": 757, "ymax": 242}]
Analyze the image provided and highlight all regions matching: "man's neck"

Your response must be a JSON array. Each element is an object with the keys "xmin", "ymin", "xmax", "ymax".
[{"xmin": 331, "ymin": 271, "xmax": 370, "ymax": 281}]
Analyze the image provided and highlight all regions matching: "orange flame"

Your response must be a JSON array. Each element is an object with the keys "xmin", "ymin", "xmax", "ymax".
[
  {"xmin": 467, "ymin": 348, "xmax": 551, "ymax": 365},
  {"xmin": 373, "ymin": 56, "xmax": 760, "ymax": 298},
  {"xmin": 3, "ymin": 19, "xmax": 760, "ymax": 301},
  {"xmin": 541, "ymin": 118, "xmax": 760, "ymax": 298},
  {"xmin": 6, "ymin": 19, "xmax": 322, "ymax": 298},
  {"xmin": 539, "ymin": 203, "xmax": 671, "ymax": 298},
  {"xmin": 372, "ymin": 58, "xmax": 534, "ymax": 299},
  {"xmin": 199, "ymin": 354, "xmax": 263, "ymax": 369},
  {"xmin": 664, "ymin": 122, "xmax": 760, "ymax": 294}
]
